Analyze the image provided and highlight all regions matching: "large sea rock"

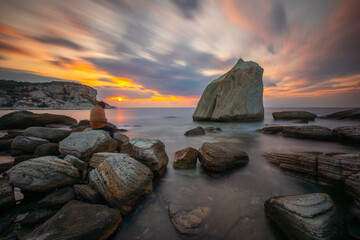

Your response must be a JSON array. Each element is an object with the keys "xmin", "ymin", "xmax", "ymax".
[
  {"xmin": 193, "ymin": 58, "xmax": 264, "ymax": 121},
  {"xmin": 265, "ymin": 193, "xmax": 342, "ymax": 240},
  {"xmin": 9, "ymin": 156, "xmax": 80, "ymax": 192},
  {"xmin": 24, "ymin": 127, "xmax": 71, "ymax": 142},
  {"xmin": 323, "ymin": 108, "xmax": 360, "ymax": 120},
  {"xmin": 25, "ymin": 200, "xmax": 122, "ymax": 240},
  {"xmin": 59, "ymin": 130, "xmax": 117, "ymax": 160},
  {"xmin": 89, "ymin": 154, "xmax": 153, "ymax": 214},
  {"xmin": 0, "ymin": 110, "xmax": 77, "ymax": 130}
]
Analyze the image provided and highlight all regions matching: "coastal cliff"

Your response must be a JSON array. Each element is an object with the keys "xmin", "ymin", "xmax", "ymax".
[{"xmin": 0, "ymin": 80, "xmax": 104, "ymax": 109}]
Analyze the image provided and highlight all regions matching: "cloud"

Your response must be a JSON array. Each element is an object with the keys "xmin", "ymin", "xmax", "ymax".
[
  {"xmin": 0, "ymin": 41, "xmax": 32, "ymax": 57},
  {"xmin": 171, "ymin": 0, "xmax": 202, "ymax": 19},
  {"xmin": 29, "ymin": 35, "xmax": 85, "ymax": 51},
  {"xmin": 95, "ymin": 86, "xmax": 155, "ymax": 100}
]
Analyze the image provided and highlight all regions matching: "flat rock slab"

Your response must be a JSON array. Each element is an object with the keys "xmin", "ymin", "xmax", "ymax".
[
  {"xmin": 25, "ymin": 200, "xmax": 122, "ymax": 240},
  {"xmin": 198, "ymin": 142, "xmax": 249, "ymax": 172},
  {"xmin": 282, "ymin": 125, "xmax": 334, "ymax": 140},
  {"xmin": 173, "ymin": 147, "xmax": 198, "ymax": 169},
  {"xmin": 89, "ymin": 154, "xmax": 153, "ymax": 214},
  {"xmin": 24, "ymin": 127, "xmax": 71, "ymax": 142},
  {"xmin": 9, "ymin": 156, "xmax": 80, "ymax": 192},
  {"xmin": 37, "ymin": 187, "xmax": 75, "ymax": 209},
  {"xmin": 265, "ymin": 193, "xmax": 341, "ymax": 240},
  {"xmin": 11, "ymin": 135, "xmax": 49, "ymax": 153},
  {"xmin": 272, "ymin": 111, "xmax": 316, "ymax": 120},
  {"xmin": 121, "ymin": 138, "xmax": 169, "ymax": 176},
  {"xmin": 0, "ymin": 177, "xmax": 15, "ymax": 210},
  {"xmin": 59, "ymin": 130, "xmax": 117, "ymax": 160},
  {"xmin": 333, "ymin": 126, "xmax": 360, "ymax": 143}
]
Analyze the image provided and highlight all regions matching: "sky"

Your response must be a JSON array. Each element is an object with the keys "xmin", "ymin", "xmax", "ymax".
[{"xmin": 0, "ymin": 0, "xmax": 359, "ymax": 108}]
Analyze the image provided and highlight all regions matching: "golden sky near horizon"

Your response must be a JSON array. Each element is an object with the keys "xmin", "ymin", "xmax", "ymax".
[{"xmin": 0, "ymin": 0, "xmax": 359, "ymax": 107}]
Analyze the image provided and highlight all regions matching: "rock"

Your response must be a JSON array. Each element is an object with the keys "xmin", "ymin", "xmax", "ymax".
[
  {"xmin": 14, "ymin": 155, "xmax": 33, "ymax": 165},
  {"xmin": 333, "ymin": 126, "xmax": 360, "ymax": 142},
  {"xmin": 11, "ymin": 136, "xmax": 49, "ymax": 153},
  {"xmin": 9, "ymin": 156, "xmax": 80, "ymax": 192},
  {"xmin": 63, "ymin": 155, "xmax": 87, "ymax": 172},
  {"xmin": 59, "ymin": 130, "xmax": 117, "ymax": 161},
  {"xmin": 74, "ymin": 184, "xmax": 104, "ymax": 204},
  {"xmin": 258, "ymin": 125, "xmax": 284, "ymax": 134},
  {"xmin": 350, "ymin": 200, "xmax": 360, "ymax": 220},
  {"xmin": 0, "ymin": 139, "xmax": 12, "ymax": 151},
  {"xmin": 10, "ymin": 149, "xmax": 25, "ymax": 156},
  {"xmin": 265, "ymin": 193, "xmax": 341, "ymax": 240},
  {"xmin": 25, "ymin": 200, "xmax": 122, "ymax": 240},
  {"xmin": 0, "ymin": 177, "xmax": 15, "ymax": 210},
  {"xmin": 90, "ymin": 152, "xmax": 122, "ymax": 168},
  {"xmin": 168, "ymin": 203, "xmax": 211, "ymax": 236},
  {"xmin": 193, "ymin": 58, "xmax": 264, "ymax": 121},
  {"xmin": 345, "ymin": 173, "xmax": 360, "ymax": 204},
  {"xmin": 323, "ymin": 108, "xmax": 360, "ymax": 120},
  {"xmin": 282, "ymin": 125, "xmax": 334, "ymax": 140},
  {"xmin": 37, "ymin": 187, "xmax": 75, "ymax": 209},
  {"xmin": 20, "ymin": 210, "xmax": 56, "ymax": 226},
  {"xmin": 120, "ymin": 138, "xmax": 169, "ymax": 176},
  {"xmin": 198, "ymin": 142, "xmax": 249, "ymax": 172},
  {"xmin": 33, "ymin": 143, "xmax": 60, "ymax": 157},
  {"xmin": 78, "ymin": 119, "xmax": 90, "ymax": 126},
  {"xmin": 204, "ymin": 127, "xmax": 222, "ymax": 133},
  {"xmin": 0, "ymin": 215, "xmax": 15, "ymax": 233},
  {"xmin": 173, "ymin": 147, "xmax": 198, "ymax": 169},
  {"xmin": 272, "ymin": 111, "xmax": 316, "ymax": 120},
  {"xmin": 24, "ymin": 127, "xmax": 71, "ymax": 142},
  {"xmin": 114, "ymin": 132, "xmax": 129, "ymax": 150},
  {"xmin": 184, "ymin": 126, "xmax": 205, "ymax": 136},
  {"xmin": 89, "ymin": 154, "xmax": 153, "ymax": 214},
  {"xmin": 294, "ymin": 119, "xmax": 309, "ymax": 124},
  {"xmin": 70, "ymin": 126, "xmax": 87, "ymax": 133},
  {"xmin": 0, "ymin": 110, "xmax": 77, "ymax": 130},
  {"xmin": 0, "ymin": 156, "xmax": 13, "ymax": 174}
]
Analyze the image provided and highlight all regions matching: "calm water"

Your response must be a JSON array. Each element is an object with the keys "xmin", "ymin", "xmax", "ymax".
[{"xmin": 0, "ymin": 107, "xmax": 359, "ymax": 239}]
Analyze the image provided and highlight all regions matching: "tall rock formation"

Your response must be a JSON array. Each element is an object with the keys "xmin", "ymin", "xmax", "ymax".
[{"xmin": 193, "ymin": 59, "xmax": 264, "ymax": 121}]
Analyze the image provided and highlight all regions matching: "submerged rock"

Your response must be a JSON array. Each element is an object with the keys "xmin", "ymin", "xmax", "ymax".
[
  {"xmin": 272, "ymin": 111, "xmax": 316, "ymax": 120},
  {"xmin": 173, "ymin": 147, "xmax": 198, "ymax": 169},
  {"xmin": 193, "ymin": 58, "xmax": 264, "ymax": 121},
  {"xmin": 25, "ymin": 200, "xmax": 122, "ymax": 240},
  {"xmin": 0, "ymin": 177, "xmax": 15, "ymax": 210},
  {"xmin": 11, "ymin": 136, "xmax": 49, "ymax": 153},
  {"xmin": 265, "ymin": 193, "xmax": 341, "ymax": 240},
  {"xmin": 24, "ymin": 127, "xmax": 71, "ymax": 142},
  {"xmin": 323, "ymin": 108, "xmax": 360, "ymax": 120},
  {"xmin": 198, "ymin": 142, "xmax": 249, "ymax": 172},
  {"xmin": 37, "ymin": 187, "xmax": 75, "ymax": 209},
  {"xmin": 89, "ymin": 154, "xmax": 153, "ymax": 214},
  {"xmin": 184, "ymin": 126, "xmax": 205, "ymax": 136}
]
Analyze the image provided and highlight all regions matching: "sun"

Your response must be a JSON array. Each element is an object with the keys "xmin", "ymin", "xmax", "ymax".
[{"xmin": 117, "ymin": 98, "xmax": 123, "ymax": 102}]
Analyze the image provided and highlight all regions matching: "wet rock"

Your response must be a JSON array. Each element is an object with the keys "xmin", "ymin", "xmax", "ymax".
[
  {"xmin": 59, "ymin": 130, "xmax": 117, "ymax": 161},
  {"xmin": 323, "ymin": 108, "xmax": 360, "ymax": 120},
  {"xmin": 282, "ymin": 125, "xmax": 334, "ymax": 140},
  {"xmin": 193, "ymin": 58, "xmax": 264, "ymax": 121},
  {"xmin": 89, "ymin": 154, "xmax": 153, "ymax": 214},
  {"xmin": 173, "ymin": 147, "xmax": 198, "ymax": 169},
  {"xmin": 74, "ymin": 184, "xmax": 104, "ymax": 204},
  {"xmin": 20, "ymin": 209, "xmax": 56, "ymax": 226},
  {"xmin": 184, "ymin": 126, "xmax": 205, "ymax": 136},
  {"xmin": 333, "ymin": 125, "xmax": 360, "ymax": 143},
  {"xmin": 25, "ymin": 200, "xmax": 122, "ymax": 240},
  {"xmin": 33, "ymin": 143, "xmax": 60, "ymax": 157},
  {"xmin": 294, "ymin": 119, "xmax": 309, "ymax": 124},
  {"xmin": 37, "ymin": 187, "xmax": 75, "ymax": 209},
  {"xmin": 272, "ymin": 111, "xmax": 316, "ymax": 120},
  {"xmin": 0, "ymin": 139, "xmax": 13, "ymax": 151},
  {"xmin": 265, "ymin": 193, "xmax": 340, "ymax": 240},
  {"xmin": 0, "ymin": 110, "xmax": 77, "ymax": 130},
  {"xmin": 121, "ymin": 138, "xmax": 169, "ymax": 176},
  {"xmin": 258, "ymin": 125, "xmax": 283, "ymax": 134},
  {"xmin": 114, "ymin": 132, "xmax": 129, "ymax": 150},
  {"xmin": 204, "ymin": 126, "xmax": 222, "ymax": 133},
  {"xmin": 24, "ymin": 127, "xmax": 71, "ymax": 142},
  {"xmin": 0, "ymin": 177, "xmax": 15, "ymax": 210},
  {"xmin": 11, "ymin": 136, "xmax": 49, "ymax": 153},
  {"xmin": 9, "ymin": 156, "xmax": 80, "ymax": 192},
  {"xmin": 90, "ymin": 152, "xmax": 122, "ymax": 168},
  {"xmin": 168, "ymin": 203, "xmax": 211, "ymax": 236},
  {"xmin": 198, "ymin": 142, "xmax": 249, "ymax": 172}
]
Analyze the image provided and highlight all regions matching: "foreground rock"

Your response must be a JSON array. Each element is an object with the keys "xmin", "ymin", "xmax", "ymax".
[
  {"xmin": 24, "ymin": 127, "xmax": 71, "ymax": 142},
  {"xmin": 193, "ymin": 58, "xmax": 264, "ymax": 121},
  {"xmin": 173, "ymin": 147, "xmax": 198, "ymax": 169},
  {"xmin": 9, "ymin": 156, "xmax": 80, "ymax": 192},
  {"xmin": 89, "ymin": 154, "xmax": 153, "ymax": 214},
  {"xmin": 184, "ymin": 126, "xmax": 205, "ymax": 136},
  {"xmin": 333, "ymin": 126, "xmax": 360, "ymax": 143},
  {"xmin": 90, "ymin": 152, "xmax": 123, "ymax": 168},
  {"xmin": 37, "ymin": 187, "xmax": 75, "ymax": 209},
  {"xmin": 198, "ymin": 142, "xmax": 249, "ymax": 172},
  {"xmin": 345, "ymin": 173, "xmax": 360, "ymax": 221},
  {"xmin": 0, "ymin": 177, "xmax": 15, "ymax": 210},
  {"xmin": 11, "ymin": 136, "xmax": 49, "ymax": 153},
  {"xmin": 0, "ymin": 110, "xmax": 77, "ymax": 130},
  {"xmin": 323, "ymin": 108, "xmax": 360, "ymax": 120},
  {"xmin": 272, "ymin": 111, "xmax": 316, "ymax": 120},
  {"xmin": 265, "ymin": 193, "xmax": 342, "ymax": 240},
  {"xmin": 59, "ymin": 130, "xmax": 117, "ymax": 160},
  {"xmin": 121, "ymin": 138, "xmax": 169, "ymax": 175},
  {"xmin": 33, "ymin": 143, "xmax": 60, "ymax": 157},
  {"xmin": 74, "ymin": 184, "xmax": 104, "ymax": 204},
  {"xmin": 25, "ymin": 200, "xmax": 122, "ymax": 240}
]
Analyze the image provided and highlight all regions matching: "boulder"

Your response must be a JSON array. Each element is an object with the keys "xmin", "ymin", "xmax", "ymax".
[
  {"xmin": 0, "ymin": 110, "xmax": 77, "ymax": 130},
  {"xmin": 323, "ymin": 108, "xmax": 360, "ymax": 120},
  {"xmin": 78, "ymin": 119, "xmax": 90, "ymax": 126},
  {"xmin": 282, "ymin": 125, "xmax": 334, "ymax": 140},
  {"xmin": 121, "ymin": 138, "xmax": 169, "ymax": 175},
  {"xmin": 25, "ymin": 200, "xmax": 122, "ymax": 240},
  {"xmin": 59, "ymin": 130, "xmax": 117, "ymax": 161},
  {"xmin": 11, "ymin": 136, "xmax": 49, "ymax": 153},
  {"xmin": 193, "ymin": 58, "xmax": 264, "ymax": 121},
  {"xmin": 333, "ymin": 126, "xmax": 360, "ymax": 142},
  {"xmin": 9, "ymin": 156, "xmax": 80, "ymax": 192},
  {"xmin": 89, "ymin": 154, "xmax": 153, "ymax": 214},
  {"xmin": 184, "ymin": 126, "xmax": 205, "ymax": 136},
  {"xmin": 198, "ymin": 142, "xmax": 249, "ymax": 172},
  {"xmin": 14, "ymin": 155, "xmax": 33, "ymax": 165},
  {"xmin": 33, "ymin": 143, "xmax": 60, "ymax": 157},
  {"xmin": 0, "ymin": 161, "xmax": 13, "ymax": 174},
  {"xmin": 173, "ymin": 147, "xmax": 198, "ymax": 169},
  {"xmin": 74, "ymin": 184, "xmax": 104, "ymax": 204},
  {"xmin": 114, "ymin": 132, "xmax": 129, "ymax": 150},
  {"xmin": 265, "ymin": 193, "xmax": 341, "ymax": 240},
  {"xmin": 0, "ymin": 177, "xmax": 15, "ymax": 210},
  {"xmin": 20, "ymin": 210, "xmax": 56, "ymax": 226},
  {"xmin": 345, "ymin": 173, "xmax": 360, "ymax": 204},
  {"xmin": 0, "ymin": 139, "xmax": 12, "ymax": 151},
  {"xmin": 63, "ymin": 155, "xmax": 87, "ymax": 172},
  {"xmin": 90, "ymin": 152, "xmax": 123, "ymax": 168},
  {"xmin": 272, "ymin": 111, "xmax": 316, "ymax": 120},
  {"xmin": 37, "ymin": 187, "xmax": 75, "ymax": 209},
  {"xmin": 24, "ymin": 127, "xmax": 71, "ymax": 142}
]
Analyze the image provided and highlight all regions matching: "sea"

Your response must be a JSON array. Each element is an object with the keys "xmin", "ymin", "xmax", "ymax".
[{"xmin": 0, "ymin": 107, "xmax": 359, "ymax": 239}]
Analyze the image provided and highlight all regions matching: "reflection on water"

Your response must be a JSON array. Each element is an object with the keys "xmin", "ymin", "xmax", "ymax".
[{"xmin": 0, "ymin": 107, "xmax": 358, "ymax": 239}]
